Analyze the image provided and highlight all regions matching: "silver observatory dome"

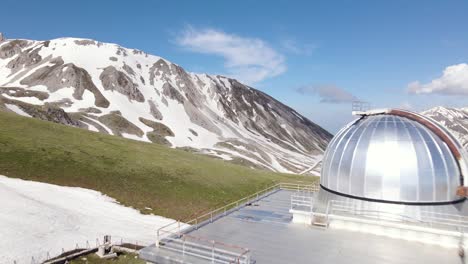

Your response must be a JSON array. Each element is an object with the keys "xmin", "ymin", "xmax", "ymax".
[{"xmin": 320, "ymin": 109, "xmax": 467, "ymax": 205}]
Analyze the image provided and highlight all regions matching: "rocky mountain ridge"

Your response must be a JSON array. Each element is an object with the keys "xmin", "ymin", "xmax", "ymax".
[
  {"xmin": 422, "ymin": 106, "xmax": 468, "ymax": 152},
  {"xmin": 0, "ymin": 34, "xmax": 332, "ymax": 174}
]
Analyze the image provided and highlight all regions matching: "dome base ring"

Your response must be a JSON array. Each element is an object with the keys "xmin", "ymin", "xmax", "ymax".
[{"xmin": 319, "ymin": 184, "xmax": 466, "ymax": 206}]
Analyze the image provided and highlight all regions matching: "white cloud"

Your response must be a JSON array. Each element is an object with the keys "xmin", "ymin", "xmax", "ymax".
[
  {"xmin": 408, "ymin": 63, "xmax": 468, "ymax": 95},
  {"xmin": 296, "ymin": 85, "xmax": 358, "ymax": 104},
  {"xmin": 175, "ymin": 26, "xmax": 286, "ymax": 84},
  {"xmin": 281, "ymin": 39, "xmax": 316, "ymax": 56}
]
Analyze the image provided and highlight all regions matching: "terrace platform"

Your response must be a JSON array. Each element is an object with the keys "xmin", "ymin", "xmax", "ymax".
[{"xmin": 141, "ymin": 189, "xmax": 461, "ymax": 263}]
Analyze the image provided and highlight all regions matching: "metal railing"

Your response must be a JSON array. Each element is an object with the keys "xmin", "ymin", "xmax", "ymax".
[
  {"xmin": 156, "ymin": 182, "xmax": 319, "ymax": 263},
  {"xmin": 290, "ymin": 193, "xmax": 314, "ymax": 212},
  {"xmin": 160, "ymin": 233, "xmax": 251, "ymax": 264},
  {"xmin": 325, "ymin": 200, "xmax": 468, "ymax": 232}
]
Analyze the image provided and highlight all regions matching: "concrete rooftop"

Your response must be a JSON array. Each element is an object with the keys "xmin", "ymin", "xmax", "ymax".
[{"xmin": 143, "ymin": 189, "xmax": 462, "ymax": 263}]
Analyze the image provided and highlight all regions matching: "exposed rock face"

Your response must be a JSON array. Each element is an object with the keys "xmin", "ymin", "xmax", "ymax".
[
  {"xmin": 100, "ymin": 66, "xmax": 144, "ymax": 102},
  {"xmin": 139, "ymin": 117, "xmax": 174, "ymax": 136},
  {"xmin": 0, "ymin": 32, "xmax": 4, "ymax": 42},
  {"xmin": 422, "ymin": 106, "xmax": 468, "ymax": 151},
  {"xmin": 74, "ymin": 39, "xmax": 98, "ymax": 46},
  {"xmin": 149, "ymin": 59, "xmax": 171, "ymax": 85},
  {"xmin": 122, "ymin": 64, "xmax": 135, "ymax": 76},
  {"xmin": 215, "ymin": 139, "xmax": 271, "ymax": 167},
  {"xmin": 42, "ymin": 105, "xmax": 80, "ymax": 126},
  {"xmin": 6, "ymin": 46, "xmax": 43, "ymax": 75},
  {"xmin": 162, "ymin": 83, "xmax": 184, "ymax": 103},
  {"xmin": 148, "ymin": 100, "xmax": 162, "ymax": 120},
  {"xmin": 139, "ymin": 117, "xmax": 174, "ymax": 146},
  {"xmin": 183, "ymin": 101, "xmax": 222, "ymax": 136},
  {"xmin": 0, "ymin": 40, "xmax": 31, "ymax": 59},
  {"xmin": 70, "ymin": 113, "xmax": 109, "ymax": 133},
  {"xmin": 188, "ymin": 129, "xmax": 198, "ymax": 136},
  {"xmin": 78, "ymin": 107, "xmax": 102, "ymax": 114},
  {"xmin": 0, "ymin": 87, "xmax": 49, "ymax": 100},
  {"xmin": 0, "ymin": 95, "xmax": 79, "ymax": 126},
  {"xmin": 0, "ymin": 36, "xmax": 332, "ymax": 174},
  {"xmin": 20, "ymin": 57, "xmax": 110, "ymax": 108},
  {"xmin": 98, "ymin": 111, "xmax": 143, "ymax": 137}
]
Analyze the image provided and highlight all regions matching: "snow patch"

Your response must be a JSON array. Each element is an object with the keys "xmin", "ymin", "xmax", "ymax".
[
  {"xmin": 2, "ymin": 93, "xmax": 43, "ymax": 105},
  {"xmin": 5, "ymin": 104, "xmax": 31, "ymax": 117},
  {"xmin": 0, "ymin": 175, "xmax": 176, "ymax": 263}
]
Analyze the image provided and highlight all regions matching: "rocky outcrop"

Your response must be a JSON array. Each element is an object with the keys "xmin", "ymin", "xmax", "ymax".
[
  {"xmin": 188, "ymin": 129, "xmax": 198, "ymax": 136},
  {"xmin": 98, "ymin": 111, "xmax": 144, "ymax": 137},
  {"xmin": 0, "ymin": 95, "xmax": 80, "ymax": 127},
  {"xmin": 74, "ymin": 39, "xmax": 99, "ymax": 46},
  {"xmin": 212, "ymin": 78, "xmax": 330, "ymax": 154},
  {"xmin": 139, "ymin": 117, "xmax": 174, "ymax": 146},
  {"xmin": 148, "ymin": 100, "xmax": 163, "ymax": 120},
  {"xmin": 20, "ymin": 58, "xmax": 110, "ymax": 108},
  {"xmin": 216, "ymin": 140, "xmax": 271, "ymax": 164},
  {"xmin": 0, "ymin": 87, "xmax": 49, "ymax": 100},
  {"xmin": 139, "ymin": 117, "xmax": 174, "ymax": 136},
  {"xmin": 162, "ymin": 83, "xmax": 184, "ymax": 103},
  {"xmin": 41, "ymin": 105, "xmax": 80, "ymax": 126},
  {"xmin": 122, "ymin": 64, "xmax": 135, "ymax": 76},
  {"xmin": 0, "ymin": 40, "xmax": 30, "ymax": 59},
  {"xmin": 78, "ymin": 107, "xmax": 102, "ymax": 114},
  {"xmin": 6, "ymin": 46, "xmax": 43, "ymax": 74},
  {"xmin": 69, "ymin": 113, "xmax": 109, "ymax": 134},
  {"xmin": 183, "ymin": 101, "xmax": 222, "ymax": 136},
  {"xmin": 100, "ymin": 66, "xmax": 144, "ymax": 102},
  {"xmin": 149, "ymin": 59, "xmax": 171, "ymax": 85}
]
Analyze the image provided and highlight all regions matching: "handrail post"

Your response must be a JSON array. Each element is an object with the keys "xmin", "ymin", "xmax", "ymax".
[
  {"xmin": 182, "ymin": 236, "xmax": 186, "ymax": 257},
  {"xmin": 325, "ymin": 200, "xmax": 331, "ymax": 226},
  {"xmin": 310, "ymin": 196, "xmax": 313, "ymax": 213},
  {"xmin": 156, "ymin": 230, "xmax": 160, "ymax": 248},
  {"xmin": 211, "ymin": 240, "xmax": 215, "ymax": 264}
]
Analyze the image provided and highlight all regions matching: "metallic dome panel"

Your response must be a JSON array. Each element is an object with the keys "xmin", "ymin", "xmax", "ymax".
[{"xmin": 321, "ymin": 114, "xmax": 462, "ymax": 204}]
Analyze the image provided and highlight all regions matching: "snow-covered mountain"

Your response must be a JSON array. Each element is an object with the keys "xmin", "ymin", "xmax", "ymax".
[
  {"xmin": 422, "ymin": 106, "xmax": 468, "ymax": 151},
  {"xmin": 0, "ymin": 34, "xmax": 331, "ymax": 174}
]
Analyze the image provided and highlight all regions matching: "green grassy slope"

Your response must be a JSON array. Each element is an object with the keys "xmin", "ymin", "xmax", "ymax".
[{"xmin": 0, "ymin": 111, "xmax": 317, "ymax": 220}]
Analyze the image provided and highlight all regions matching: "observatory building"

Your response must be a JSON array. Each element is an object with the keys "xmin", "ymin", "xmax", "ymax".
[
  {"xmin": 314, "ymin": 108, "xmax": 468, "ymax": 218},
  {"xmin": 140, "ymin": 109, "xmax": 468, "ymax": 264}
]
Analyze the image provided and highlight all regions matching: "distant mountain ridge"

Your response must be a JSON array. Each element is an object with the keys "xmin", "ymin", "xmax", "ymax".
[
  {"xmin": 422, "ymin": 106, "xmax": 468, "ymax": 151},
  {"xmin": 0, "ymin": 34, "xmax": 332, "ymax": 174}
]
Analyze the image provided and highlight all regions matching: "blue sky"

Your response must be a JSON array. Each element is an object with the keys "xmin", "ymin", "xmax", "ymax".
[{"xmin": 2, "ymin": 0, "xmax": 468, "ymax": 133}]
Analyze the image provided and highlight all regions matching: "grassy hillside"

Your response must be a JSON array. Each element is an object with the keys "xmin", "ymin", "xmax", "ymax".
[{"xmin": 0, "ymin": 111, "xmax": 317, "ymax": 220}]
